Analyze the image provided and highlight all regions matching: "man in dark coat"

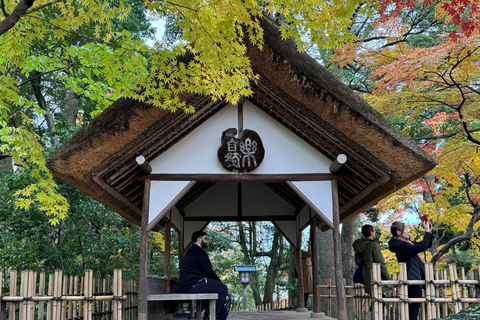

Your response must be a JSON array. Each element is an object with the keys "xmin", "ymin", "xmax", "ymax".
[
  {"xmin": 353, "ymin": 224, "xmax": 391, "ymax": 295},
  {"xmin": 389, "ymin": 220, "xmax": 433, "ymax": 320},
  {"xmin": 179, "ymin": 230, "xmax": 228, "ymax": 320}
]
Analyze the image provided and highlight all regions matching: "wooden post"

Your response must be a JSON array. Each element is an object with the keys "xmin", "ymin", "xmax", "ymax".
[
  {"xmin": 164, "ymin": 219, "xmax": 172, "ymax": 293},
  {"xmin": 139, "ymin": 178, "xmax": 151, "ymax": 320},
  {"xmin": 310, "ymin": 218, "xmax": 322, "ymax": 315},
  {"xmin": 331, "ymin": 179, "xmax": 347, "ymax": 320},
  {"xmin": 329, "ymin": 154, "xmax": 347, "ymax": 173},
  {"xmin": 136, "ymin": 155, "xmax": 152, "ymax": 174},
  {"xmin": 296, "ymin": 230, "xmax": 306, "ymax": 311}
]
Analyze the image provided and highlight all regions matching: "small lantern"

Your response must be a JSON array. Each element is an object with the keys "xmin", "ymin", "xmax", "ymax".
[
  {"xmin": 234, "ymin": 265, "xmax": 256, "ymax": 285},
  {"xmin": 234, "ymin": 265, "xmax": 256, "ymax": 310}
]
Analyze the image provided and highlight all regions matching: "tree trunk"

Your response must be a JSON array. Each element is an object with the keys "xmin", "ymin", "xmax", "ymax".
[
  {"xmin": 317, "ymin": 229, "xmax": 336, "ymax": 316},
  {"xmin": 341, "ymin": 216, "xmax": 359, "ymax": 320},
  {"xmin": 288, "ymin": 245, "xmax": 297, "ymax": 303},
  {"xmin": 263, "ymin": 229, "xmax": 281, "ymax": 305},
  {"xmin": 62, "ymin": 89, "xmax": 81, "ymax": 124},
  {"xmin": 29, "ymin": 70, "xmax": 58, "ymax": 146},
  {"xmin": 238, "ymin": 222, "xmax": 262, "ymax": 306}
]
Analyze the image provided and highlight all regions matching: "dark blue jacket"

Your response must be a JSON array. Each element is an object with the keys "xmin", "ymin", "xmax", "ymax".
[
  {"xmin": 178, "ymin": 244, "xmax": 220, "ymax": 292},
  {"xmin": 388, "ymin": 232, "xmax": 432, "ymax": 281}
]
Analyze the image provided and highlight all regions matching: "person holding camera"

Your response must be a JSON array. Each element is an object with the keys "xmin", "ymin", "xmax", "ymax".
[{"xmin": 389, "ymin": 219, "xmax": 433, "ymax": 320}]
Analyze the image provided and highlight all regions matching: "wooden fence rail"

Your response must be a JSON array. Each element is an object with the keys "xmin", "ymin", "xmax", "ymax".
[
  {"xmin": 358, "ymin": 263, "xmax": 480, "ymax": 320},
  {"xmin": 0, "ymin": 269, "xmax": 138, "ymax": 320},
  {"xmin": 255, "ymin": 263, "xmax": 480, "ymax": 320}
]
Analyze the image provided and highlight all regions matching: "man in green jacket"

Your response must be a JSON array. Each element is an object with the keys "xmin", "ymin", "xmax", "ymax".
[{"xmin": 353, "ymin": 225, "xmax": 391, "ymax": 295}]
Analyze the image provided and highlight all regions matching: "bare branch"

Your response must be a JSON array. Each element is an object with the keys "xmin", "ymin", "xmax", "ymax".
[{"xmin": 410, "ymin": 128, "xmax": 480, "ymax": 141}]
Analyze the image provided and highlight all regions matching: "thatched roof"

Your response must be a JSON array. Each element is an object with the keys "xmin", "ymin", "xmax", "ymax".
[{"xmin": 46, "ymin": 15, "xmax": 436, "ymax": 228}]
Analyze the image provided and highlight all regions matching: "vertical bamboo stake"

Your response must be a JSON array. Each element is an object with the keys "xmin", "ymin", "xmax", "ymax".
[
  {"xmin": 425, "ymin": 263, "xmax": 432, "ymax": 320},
  {"xmin": 46, "ymin": 274, "xmax": 54, "ymax": 320},
  {"xmin": 460, "ymin": 268, "xmax": 467, "ymax": 309},
  {"xmin": 79, "ymin": 275, "xmax": 84, "ymax": 318},
  {"xmin": 399, "ymin": 263, "xmax": 408, "ymax": 320},
  {"xmin": 398, "ymin": 265, "xmax": 404, "ymax": 320},
  {"xmin": 84, "ymin": 270, "xmax": 93, "ymax": 320},
  {"xmin": 52, "ymin": 270, "xmax": 63, "ymax": 320},
  {"xmin": 327, "ymin": 278, "xmax": 332, "ymax": 317},
  {"xmin": 68, "ymin": 276, "xmax": 73, "ymax": 320},
  {"xmin": 73, "ymin": 276, "xmax": 79, "ymax": 320},
  {"xmin": 435, "ymin": 269, "xmax": 441, "ymax": 317},
  {"xmin": 449, "ymin": 264, "xmax": 460, "ymax": 314},
  {"xmin": 61, "ymin": 275, "xmax": 67, "ymax": 320},
  {"xmin": 441, "ymin": 269, "xmax": 448, "ymax": 317},
  {"xmin": 377, "ymin": 263, "xmax": 384, "ymax": 319},
  {"xmin": 29, "ymin": 271, "xmax": 36, "ymax": 320},
  {"xmin": 38, "ymin": 273, "xmax": 45, "ymax": 320},
  {"xmin": 9, "ymin": 270, "xmax": 17, "ymax": 320},
  {"xmin": 20, "ymin": 270, "xmax": 27, "ymax": 320},
  {"xmin": 112, "ymin": 270, "xmax": 122, "ymax": 320},
  {"xmin": 0, "ymin": 270, "xmax": 4, "ymax": 320},
  {"xmin": 429, "ymin": 263, "xmax": 437, "ymax": 319},
  {"xmin": 372, "ymin": 263, "xmax": 379, "ymax": 320}
]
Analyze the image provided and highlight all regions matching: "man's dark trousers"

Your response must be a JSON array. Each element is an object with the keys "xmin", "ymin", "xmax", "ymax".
[{"xmin": 188, "ymin": 278, "xmax": 228, "ymax": 319}]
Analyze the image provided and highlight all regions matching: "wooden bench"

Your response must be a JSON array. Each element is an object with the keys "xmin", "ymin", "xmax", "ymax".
[{"xmin": 148, "ymin": 293, "xmax": 218, "ymax": 320}]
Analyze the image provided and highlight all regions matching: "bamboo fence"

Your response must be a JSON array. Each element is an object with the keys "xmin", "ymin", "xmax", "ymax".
[
  {"xmin": 0, "ymin": 269, "xmax": 138, "ymax": 320},
  {"xmin": 356, "ymin": 263, "xmax": 480, "ymax": 320}
]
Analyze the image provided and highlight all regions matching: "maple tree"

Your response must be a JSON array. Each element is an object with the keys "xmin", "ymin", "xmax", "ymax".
[
  {"xmin": 1, "ymin": 0, "xmax": 479, "ymax": 227},
  {"xmin": 331, "ymin": 3, "xmax": 480, "ymax": 266}
]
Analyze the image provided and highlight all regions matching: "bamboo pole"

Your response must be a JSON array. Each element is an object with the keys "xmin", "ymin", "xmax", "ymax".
[
  {"xmin": 84, "ymin": 270, "xmax": 93, "ymax": 320},
  {"xmin": 46, "ymin": 274, "xmax": 53, "ymax": 320},
  {"xmin": 20, "ymin": 270, "xmax": 26, "ymax": 320},
  {"xmin": 327, "ymin": 278, "xmax": 332, "ymax": 317},
  {"xmin": 425, "ymin": 263, "xmax": 432, "ymax": 320},
  {"xmin": 52, "ymin": 270, "xmax": 63, "ymax": 320},
  {"xmin": 38, "ymin": 273, "xmax": 46, "ymax": 320},
  {"xmin": 377, "ymin": 263, "xmax": 384, "ymax": 319},
  {"xmin": 441, "ymin": 269, "xmax": 448, "ymax": 317},
  {"xmin": 0, "ymin": 270, "xmax": 4, "ymax": 320},
  {"xmin": 73, "ymin": 276, "xmax": 79, "ymax": 320},
  {"xmin": 61, "ymin": 275, "xmax": 67, "ymax": 320},
  {"xmin": 113, "ymin": 270, "xmax": 122, "ymax": 320},
  {"xmin": 372, "ymin": 263, "xmax": 379, "ymax": 320},
  {"xmin": 461, "ymin": 268, "xmax": 467, "ymax": 309},
  {"xmin": 397, "ymin": 265, "xmax": 404, "ymax": 320},
  {"xmin": 450, "ymin": 264, "xmax": 461, "ymax": 314},
  {"xmin": 80, "ymin": 275, "xmax": 84, "ymax": 318},
  {"xmin": 429, "ymin": 263, "xmax": 437, "ymax": 319},
  {"xmin": 10, "ymin": 270, "xmax": 17, "ymax": 320},
  {"xmin": 435, "ymin": 269, "xmax": 440, "ymax": 318},
  {"xmin": 68, "ymin": 276, "xmax": 73, "ymax": 320}
]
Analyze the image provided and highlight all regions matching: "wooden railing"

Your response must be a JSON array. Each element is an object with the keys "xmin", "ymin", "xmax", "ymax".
[
  {"xmin": 0, "ymin": 269, "xmax": 138, "ymax": 320},
  {"xmin": 356, "ymin": 263, "xmax": 480, "ymax": 320}
]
